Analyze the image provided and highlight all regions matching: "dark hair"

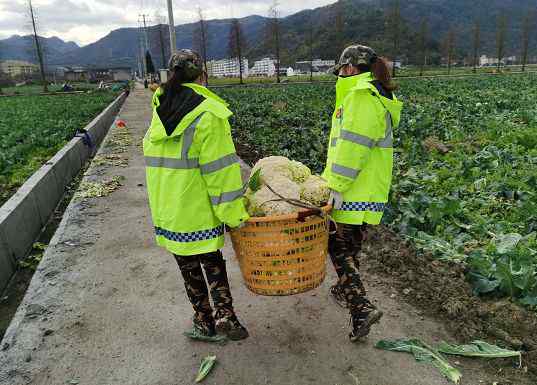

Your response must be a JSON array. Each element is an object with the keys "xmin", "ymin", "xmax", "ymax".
[
  {"xmin": 163, "ymin": 66, "xmax": 205, "ymax": 98},
  {"xmin": 162, "ymin": 68, "xmax": 189, "ymax": 98},
  {"xmin": 357, "ymin": 56, "xmax": 398, "ymax": 92}
]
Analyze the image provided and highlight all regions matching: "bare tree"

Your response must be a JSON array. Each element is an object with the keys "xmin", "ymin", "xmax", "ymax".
[
  {"xmin": 267, "ymin": 1, "xmax": 281, "ymax": 83},
  {"xmin": 496, "ymin": 11, "xmax": 508, "ymax": 71},
  {"xmin": 228, "ymin": 18, "xmax": 246, "ymax": 84},
  {"xmin": 28, "ymin": 0, "xmax": 47, "ymax": 92},
  {"xmin": 195, "ymin": 7, "xmax": 209, "ymax": 84},
  {"xmin": 443, "ymin": 28, "xmax": 456, "ymax": 75},
  {"xmin": 521, "ymin": 10, "xmax": 535, "ymax": 72},
  {"xmin": 0, "ymin": 68, "xmax": 4, "ymax": 94},
  {"xmin": 334, "ymin": 0, "xmax": 345, "ymax": 60},
  {"xmin": 418, "ymin": 18, "xmax": 429, "ymax": 76},
  {"xmin": 472, "ymin": 21, "xmax": 481, "ymax": 73},
  {"xmin": 386, "ymin": 0, "xmax": 401, "ymax": 77},
  {"xmin": 308, "ymin": 16, "xmax": 315, "ymax": 82}
]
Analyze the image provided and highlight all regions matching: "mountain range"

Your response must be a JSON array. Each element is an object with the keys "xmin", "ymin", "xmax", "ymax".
[{"xmin": 0, "ymin": 0, "xmax": 535, "ymax": 69}]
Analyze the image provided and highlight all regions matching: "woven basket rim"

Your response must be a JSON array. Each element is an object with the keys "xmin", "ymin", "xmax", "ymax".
[{"xmin": 245, "ymin": 204, "xmax": 332, "ymax": 223}]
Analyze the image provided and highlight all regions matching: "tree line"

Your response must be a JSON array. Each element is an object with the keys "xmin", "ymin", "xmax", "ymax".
[{"xmin": 191, "ymin": 0, "xmax": 536, "ymax": 83}]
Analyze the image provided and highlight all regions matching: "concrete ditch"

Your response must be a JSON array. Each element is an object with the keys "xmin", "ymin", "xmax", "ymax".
[{"xmin": 0, "ymin": 92, "xmax": 128, "ymax": 293}]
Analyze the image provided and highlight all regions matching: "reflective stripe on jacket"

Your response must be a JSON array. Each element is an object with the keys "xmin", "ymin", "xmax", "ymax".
[
  {"xmin": 143, "ymin": 83, "xmax": 249, "ymax": 256},
  {"xmin": 322, "ymin": 72, "xmax": 403, "ymax": 225}
]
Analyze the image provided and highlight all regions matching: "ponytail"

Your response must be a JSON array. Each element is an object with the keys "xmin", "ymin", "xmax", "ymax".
[
  {"xmin": 371, "ymin": 57, "xmax": 397, "ymax": 92},
  {"xmin": 162, "ymin": 69, "xmax": 187, "ymax": 99},
  {"xmin": 357, "ymin": 56, "xmax": 398, "ymax": 92}
]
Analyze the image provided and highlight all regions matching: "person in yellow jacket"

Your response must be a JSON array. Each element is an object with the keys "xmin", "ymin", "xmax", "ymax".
[
  {"xmin": 143, "ymin": 49, "xmax": 249, "ymax": 340},
  {"xmin": 323, "ymin": 44, "xmax": 403, "ymax": 341}
]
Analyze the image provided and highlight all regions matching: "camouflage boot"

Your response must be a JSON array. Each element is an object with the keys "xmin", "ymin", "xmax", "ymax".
[
  {"xmin": 349, "ymin": 308, "xmax": 383, "ymax": 342},
  {"xmin": 214, "ymin": 309, "xmax": 249, "ymax": 341},
  {"xmin": 193, "ymin": 312, "xmax": 216, "ymax": 337}
]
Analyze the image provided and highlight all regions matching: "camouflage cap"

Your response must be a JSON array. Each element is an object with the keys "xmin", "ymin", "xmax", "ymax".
[
  {"xmin": 331, "ymin": 44, "xmax": 378, "ymax": 75},
  {"xmin": 168, "ymin": 49, "xmax": 204, "ymax": 80}
]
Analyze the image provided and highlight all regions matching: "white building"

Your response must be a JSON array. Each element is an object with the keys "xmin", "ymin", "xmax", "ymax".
[
  {"xmin": 249, "ymin": 58, "xmax": 278, "ymax": 77},
  {"xmin": 286, "ymin": 67, "xmax": 296, "ymax": 77},
  {"xmin": 0, "ymin": 60, "xmax": 39, "ymax": 78},
  {"xmin": 207, "ymin": 58, "xmax": 249, "ymax": 78},
  {"xmin": 295, "ymin": 59, "xmax": 335, "ymax": 74},
  {"xmin": 479, "ymin": 55, "xmax": 517, "ymax": 66}
]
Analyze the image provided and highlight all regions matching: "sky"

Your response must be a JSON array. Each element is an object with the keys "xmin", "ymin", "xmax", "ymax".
[{"xmin": 0, "ymin": 0, "xmax": 335, "ymax": 46}]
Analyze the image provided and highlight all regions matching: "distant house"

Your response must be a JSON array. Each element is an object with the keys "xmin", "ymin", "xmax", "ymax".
[
  {"xmin": 207, "ymin": 58, "xmax": 249, "ymax": 78},
  {"xmin": 65, "ymin": 66, "xmax": 89, "ymax": 82},
  {"xmin": 111, "ymin": 68, "xmax": 132, "ymax": 81},
  {"xmin": 90, "ymin": 67, "xmax": 132, "ymax": 82},
  {"xmin": 479, "ymin": 55, "xmax": 516, "ymax": 67},
  {"xmin": 250, "ymin": 58, "xmax": 278, "ymax": 77},
  {"xmin": 295, "ymin": 59, "xmax": 335, "ymax": 74},
  {"xmin": 0, "ymin": 60, "xmax": 39, "ymax": 79}
]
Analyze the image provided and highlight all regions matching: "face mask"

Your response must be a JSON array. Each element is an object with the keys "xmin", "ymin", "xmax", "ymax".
[{"xmin": 335, "ymin": 75, "xmax": 358, "ymax": 107}]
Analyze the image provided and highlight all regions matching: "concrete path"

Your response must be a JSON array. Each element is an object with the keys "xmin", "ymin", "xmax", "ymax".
[{"xmin": 1, "ymin": 85, "xmax": 501, "ymax": 385}]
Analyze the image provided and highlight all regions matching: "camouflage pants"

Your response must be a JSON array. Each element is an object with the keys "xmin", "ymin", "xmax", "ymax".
[
  {"xmin": 328, "ymin": 223, "xmax": 375, "ymax": 316},
  {"xmin": 174, "ymin": 251, "xmax": 235, "ymax": 321}
]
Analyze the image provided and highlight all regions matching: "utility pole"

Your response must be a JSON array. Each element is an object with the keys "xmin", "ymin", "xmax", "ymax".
[
  {"xmin": 138, "ymin": 20, "xmax": 146, "ymax": 78},
  {"xmin": 141, "ymin": 14, "xmax": 151, "ymax": 52},
  {"xmin": 158, "ymin": 24, "xmax": 167, "ymax": 69},
  {"xmin": 196, "ymin": 7, "xmax": 209, "ymax": 85},
  {"xmin": 28, "ymin": 0, "xmax": 47, "ymax": 92},
  {"xmin": 139, "ymin": 14, "xmax": 151, "ymax": 78},
  {"xmin": 167, "ymin": 0, "xmax": 177, "ymax": 55}
]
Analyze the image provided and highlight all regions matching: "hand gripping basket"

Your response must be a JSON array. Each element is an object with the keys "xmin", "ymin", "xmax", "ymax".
[{"xmin": 230, "ymin": 206, "xmax": 331, "ymax": 296}]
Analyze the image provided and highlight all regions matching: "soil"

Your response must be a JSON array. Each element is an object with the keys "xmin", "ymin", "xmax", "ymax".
[
  {"xmin": 0, "ymin": 148, "xmax": 90, "ymax": 341},
  {"xmin": 364, "ymin": 226, "xmax": 537, "ymax": 382}
]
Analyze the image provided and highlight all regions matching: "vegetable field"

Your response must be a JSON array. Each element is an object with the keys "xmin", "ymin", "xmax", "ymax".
[
  {"xmin": 219, "ymin": 73, "xmax": 537, "ymax": 307},
  {"xmin": 0, "ymin": 91, "xmax": 118, "ymax": 205}
]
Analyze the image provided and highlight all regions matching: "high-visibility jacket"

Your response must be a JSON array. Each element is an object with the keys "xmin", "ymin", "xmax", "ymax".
[
  {"xmin": 143, "ymin": 83, "xmax": 249, "ymax": 256},
  {"xmin": 322, "ymin": 72, "xmax": 403, "ymax": 225}
]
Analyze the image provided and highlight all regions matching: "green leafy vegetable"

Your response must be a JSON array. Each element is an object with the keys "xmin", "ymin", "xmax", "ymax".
[
  {"xmin": 375, "ymin": 339, "xmax": 462, "ymax": 384},
  {"xmin": 248, "ymin": 169, "xmax": 263, "ymax": 192},
  {"xmin": 438, "ymin": 340, "xmax": 522, "ymax": 366},
  {"xmin": 0, "ymin": 91, "xmax": 119, "ymax": 206},
  {"xmin": 195, "ymin": 355, "xmax": 217, "ymax": 383}
]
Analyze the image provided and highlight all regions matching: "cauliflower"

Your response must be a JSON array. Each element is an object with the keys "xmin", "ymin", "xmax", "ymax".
[
  {"xmin": 251, "ymin": 156, "xmax": 311, "ymax": 184},
  {"xmin": 287, "ymin": 160, "xmax": 311, "ymax": 183},
  {"xmin": 300, "ymin": 175, "xmax": 330, "ymax": 207},
  {"xmin": 246, "ymin": 157, "xmax": 325, "ymax": 217},
  {"xmin": 246, "ymin": 175, "xmax": 301, "ymax": 216}
]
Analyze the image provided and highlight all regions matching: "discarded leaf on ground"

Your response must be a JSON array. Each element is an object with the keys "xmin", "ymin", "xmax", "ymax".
[
  {"xmin": 184, "ymin": 328, "xmax": 227, "ymax": 345},
  {"xmin": 438, "ymin": 340, "xmax": 522, "ymax": 366},
  {"xmin": 195, "ymin": 355, "xmax": 217, "ymax": 383},
  {"xmin": 376, "ymin": 339, "xmax": 462, "ymax": 384}
]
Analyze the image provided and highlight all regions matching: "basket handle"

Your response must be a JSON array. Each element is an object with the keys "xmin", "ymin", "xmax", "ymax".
[{"xmin": 296, "ymin": 207, "xmax": 323, "ymax": 222}]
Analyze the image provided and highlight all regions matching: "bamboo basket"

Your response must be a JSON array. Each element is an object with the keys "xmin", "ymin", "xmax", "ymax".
[{"xmin": 230, "ymin": 206, "xmax": 331, "ymax": 296}]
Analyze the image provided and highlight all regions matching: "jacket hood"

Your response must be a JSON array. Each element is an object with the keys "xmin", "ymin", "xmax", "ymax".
[
  {"xmin": 149, "ymin": 83, "xmax": 232, "ymax": 143},
  {"xmin": 351, "ymin": 72, "xmax": 403, "ymax": 127}
]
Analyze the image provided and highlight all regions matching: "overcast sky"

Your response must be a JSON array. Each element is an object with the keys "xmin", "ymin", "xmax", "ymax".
[{"xmin": 0, "ymin": 0, "xmax": 335, "ymax": 46}]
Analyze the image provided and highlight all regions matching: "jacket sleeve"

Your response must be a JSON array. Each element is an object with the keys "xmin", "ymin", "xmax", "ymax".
[
  {"xmin": 327, "ymin": 91, "xmax": 379, "ymax": 193},
  {"xmin": 198, "ymin": 113, "xmax": 250, "ymax": 228}
]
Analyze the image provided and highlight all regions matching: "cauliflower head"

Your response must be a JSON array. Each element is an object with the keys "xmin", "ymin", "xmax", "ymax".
[
  {"xmin": 300, "ymin": 175, "xmax": 330, "ymax": 207},
  {"xmin": 246, "ymin": 175, "xmax": 301, "ymax": 216},
  {"xmin": 251, "ymin": 156, "xmax": 311, "ymax": 184}
]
